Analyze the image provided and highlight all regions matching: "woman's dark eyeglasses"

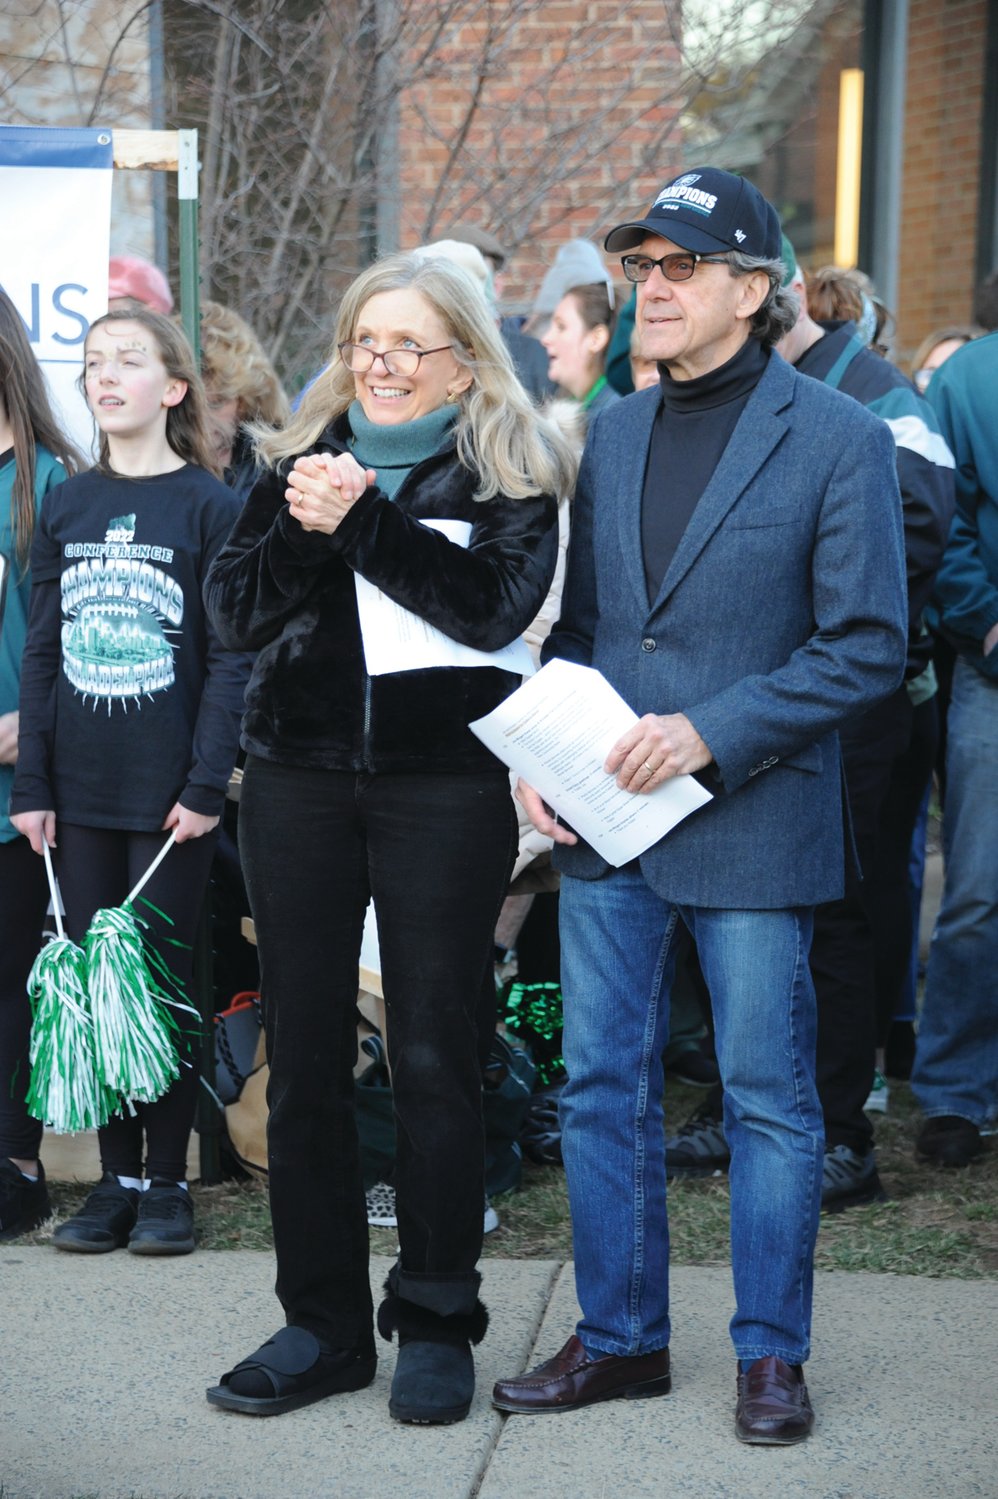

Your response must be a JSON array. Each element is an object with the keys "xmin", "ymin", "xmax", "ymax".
[
  {"xmin": 338, "ymin": 342, "xmax": 454, "ymax": 377},
  {"xmin": 621, "ymin": 251, "xmax": 731, "ymax": 284}
]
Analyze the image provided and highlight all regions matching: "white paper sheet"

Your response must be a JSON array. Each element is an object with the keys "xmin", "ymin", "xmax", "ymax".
[
  {"xmin": 469, "ymin": 659, "xmax": 712, "ymax": 866},
  {"xmin": 355, "ymin": 518, "xmax": 534, "ymax": 677},
  {"xmin": 359, "ymin": 902, "xmax": 381, "ymax": 994}
]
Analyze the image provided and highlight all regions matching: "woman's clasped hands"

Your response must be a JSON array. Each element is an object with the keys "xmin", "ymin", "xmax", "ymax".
[{"xmin": 286, "ymin": 451, "xmax": 377, "ymax": 534}]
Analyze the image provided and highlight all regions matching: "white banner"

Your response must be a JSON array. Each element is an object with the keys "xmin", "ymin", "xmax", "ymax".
[{"xmin": 0, "ymin": 126, "xmax": 114, "ymax": 458}]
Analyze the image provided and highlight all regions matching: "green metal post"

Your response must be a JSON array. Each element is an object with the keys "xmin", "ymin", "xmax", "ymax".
[
  {"xmin": 177, "ymin": 128, "xmax": 200, "ymax": 365},
  {"xmin": 174, "ymin": 127, "xmax": 221, "ymax": 1183}
]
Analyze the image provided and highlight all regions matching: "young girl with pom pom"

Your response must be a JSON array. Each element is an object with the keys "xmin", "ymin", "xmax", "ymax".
[
  {"xmin": 0, "ymin": 288, "xmax": 82, "ymax": 1241},
  {"xmin": 10, "ymin": 307, "xmax": 248, "ymax": 1256}
]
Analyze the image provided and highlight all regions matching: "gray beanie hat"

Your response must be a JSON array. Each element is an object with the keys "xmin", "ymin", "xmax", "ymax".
[{"xmin": 531, "ymin": 239, "xmax": 615, "ymax": 320}]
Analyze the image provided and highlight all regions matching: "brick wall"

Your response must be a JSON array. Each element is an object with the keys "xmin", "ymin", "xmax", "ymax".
[
  {"xmin": 9, "ymin": 3, "xmax": 987, "ymax": 372},
  {"xmin": 749, "ymin": 8, "xmax": 863, "ymax": 267},
  {"xmin": 391, "ymin": 2, "xmax": 683, "ymax": 314},
  {"xmin": 896, "ymin": 0, "xmax": 987, "ymax": 364}
]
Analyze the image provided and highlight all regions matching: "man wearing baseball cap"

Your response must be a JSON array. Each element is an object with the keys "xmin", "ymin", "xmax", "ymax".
[{"xmin": 493, "ymin": 169, "xmax": 907, "ymax": 1441}]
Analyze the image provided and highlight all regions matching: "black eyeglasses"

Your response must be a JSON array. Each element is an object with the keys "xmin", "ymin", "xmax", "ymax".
[
  {"xmin": 338, "ymin": 342, "xmax": 454, "ymax": 377},
  {"xmin": 620, "ymin": 251, "xmax": 730, "ymax": 284}
]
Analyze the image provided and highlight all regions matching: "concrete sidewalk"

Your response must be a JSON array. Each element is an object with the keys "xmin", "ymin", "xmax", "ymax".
[{"xmin": 2, "ymin": 1247, "xmax": 995, "ymax": 1499}]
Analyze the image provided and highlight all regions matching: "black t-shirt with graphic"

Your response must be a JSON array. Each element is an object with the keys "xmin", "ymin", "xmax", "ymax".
[{"xmin": 12, "ymin": 464, "xmax": 250, "ymax": 830}]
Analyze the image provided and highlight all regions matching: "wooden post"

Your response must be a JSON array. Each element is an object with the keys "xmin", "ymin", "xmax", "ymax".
[{"xmin": 111, "ymin": 128, "xmax": 201, "ymax": 359}]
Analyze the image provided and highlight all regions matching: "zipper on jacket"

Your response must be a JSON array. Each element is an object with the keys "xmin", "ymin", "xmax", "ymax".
[
  {"xmin": 319, "ymin": 424, "xmax": 455, "ymax": 773},
  {"xmin": 362, "ymin": 671, "xmax": 373, "ymax": 769}
]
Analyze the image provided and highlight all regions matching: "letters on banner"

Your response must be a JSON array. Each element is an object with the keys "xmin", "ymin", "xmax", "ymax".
[{"xmin": 0, "ymin": 126, "xmax": 115, "ymax": 456}]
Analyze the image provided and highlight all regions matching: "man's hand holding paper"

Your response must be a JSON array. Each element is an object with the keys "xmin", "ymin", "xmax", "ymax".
[
  {"xmin": 471, "ymin": 660, "xmax": 712, "ymax": 866},
  {"xmin": 606, "ymin": 711, "xmax": 713, "ymax": 794}
]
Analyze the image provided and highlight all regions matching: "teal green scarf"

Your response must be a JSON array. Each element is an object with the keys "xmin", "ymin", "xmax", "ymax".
[{"xmin": 346, "ymin": 401, "xmax": 457, "ymax": 501}]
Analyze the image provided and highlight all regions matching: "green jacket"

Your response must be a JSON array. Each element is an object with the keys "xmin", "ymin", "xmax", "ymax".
[
  {"xmin": 926, "ymin": 332, "xmax": 998, "ymax": 679},
  {"xmin": 0, "ymin": 445, "xmax": 66, "ymax": 841}
]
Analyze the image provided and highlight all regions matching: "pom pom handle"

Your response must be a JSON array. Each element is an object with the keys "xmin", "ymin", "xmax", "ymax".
[
  {"xmin": 125, "ymin": 830, "xmax": 177, "ymax": 907},
  {"xmin": 41, "ymin": 839, "xmax": 64, "ymax": 940}
]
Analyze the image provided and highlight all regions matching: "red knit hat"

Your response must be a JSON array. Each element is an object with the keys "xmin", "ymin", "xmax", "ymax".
[{"xmin": 107, "ymin": 255, "xmax": 174, "ymax": 315}]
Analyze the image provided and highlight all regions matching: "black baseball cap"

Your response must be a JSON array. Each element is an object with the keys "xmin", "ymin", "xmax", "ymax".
[{"xmin": 604, "ymin": 168, "xmax": 781, "ymax": 261}]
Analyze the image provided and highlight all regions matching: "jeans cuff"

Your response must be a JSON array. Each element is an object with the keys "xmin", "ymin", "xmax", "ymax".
[
  {"xmin": 735, "ymin": 1346, "xmax": 809, "ymax": 1366},
  {"xmin": 579, "ymin": 1332, "xmax": 670, "ymax": 1359}
]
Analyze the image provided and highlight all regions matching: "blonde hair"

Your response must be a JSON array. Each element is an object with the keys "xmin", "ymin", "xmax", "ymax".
[
  {"xmin": 252, "ymin": 253, "xmax": 577, "ymax": 502},
  {"xmin": 198, "ymin": 300, "xmax": 290, "ymax": 427},
  {"xmin": 910, "ymin": 324, "xmax": 983, "ymax": 378}
]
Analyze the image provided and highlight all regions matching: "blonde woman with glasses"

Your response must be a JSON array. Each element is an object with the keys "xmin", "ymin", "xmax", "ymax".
[{"xmin": 204, "ymin": 252, "xmax": 575, "ymax": 1427}]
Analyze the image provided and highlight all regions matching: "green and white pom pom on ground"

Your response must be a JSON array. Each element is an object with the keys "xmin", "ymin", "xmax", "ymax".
[{"xmin": 26, "ymin": 841, "xmax": 110, "ymax": 1134}]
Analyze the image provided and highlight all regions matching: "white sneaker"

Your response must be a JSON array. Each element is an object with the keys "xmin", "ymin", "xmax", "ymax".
[
  {"xmin": 365, "ymin": 1182, "xmax": 397, "ymax": 1228},
  {"xmin": 367, "ymin": 1182, "xmax": 500, "ymax": 1235},
  {"xmin": 864, "ymin": 1070, "xmax": 889, "ymax": 1115}
]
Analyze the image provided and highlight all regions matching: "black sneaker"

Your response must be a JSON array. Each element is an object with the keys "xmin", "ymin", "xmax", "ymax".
[
  {"xmin": 821, "ymin": 1143, "xmax": 887, "ymax": 1212},
  {"xmin": 0, "ymin": 1158, "xmax": 51, "ymax": 1241},
  {"xmin": 53, "ymin": 1171, "xmax": 139, "ymax": 1253},
  {"xmin": 666, "ymin": 1096, "xmax": 730, "ymax": 1178},
  {"xmin": 128, "ymin": 1178, "xmax": 196, "ymax": 1255},
  {"xmin": 916, "ymin": 1115, "xmax": 984, "ymax": 1168},
  {"xmin": 520, "ymin": 1084, "xmax": 564, "ymax": 1165}
]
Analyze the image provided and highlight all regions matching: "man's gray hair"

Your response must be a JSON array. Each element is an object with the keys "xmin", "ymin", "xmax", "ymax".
[{"xmin": 723, "ymin": 252, "xmax": 798, "ymax": 349}]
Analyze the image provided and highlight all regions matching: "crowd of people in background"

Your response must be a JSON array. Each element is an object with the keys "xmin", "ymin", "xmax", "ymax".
[{"xmin": 0, "ymin": 177, "xmax": 995, "ymax": 1437}]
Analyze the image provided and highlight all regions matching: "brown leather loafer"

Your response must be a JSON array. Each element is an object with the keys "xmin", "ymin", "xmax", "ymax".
[
  {"xmin": 492, "ymin": 1334, "xmax": 671, "ymax": 1414},
  {"xmin": 735, "ymin": 1355, "xmax": 814, "ymax": 1444}
]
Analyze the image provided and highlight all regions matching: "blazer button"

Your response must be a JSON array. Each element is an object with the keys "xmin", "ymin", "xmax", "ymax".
[{"xmin": 641, "ymin": 637, "xmax": 657, "ymax": 652}]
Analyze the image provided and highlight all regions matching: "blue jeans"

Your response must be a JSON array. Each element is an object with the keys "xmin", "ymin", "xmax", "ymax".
[
  {"xmin": 912, "ymin": 660, "xmax": 998, "ymax": 1127},
  {"xmin": 558, "ymin": 866, "xmax": 823, "ymax": 1365}
]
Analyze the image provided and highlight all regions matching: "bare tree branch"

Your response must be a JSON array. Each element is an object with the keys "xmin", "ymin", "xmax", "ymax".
[{"xmin": 8, "ymin": 0, "xmax": 820, "ymax": 381}]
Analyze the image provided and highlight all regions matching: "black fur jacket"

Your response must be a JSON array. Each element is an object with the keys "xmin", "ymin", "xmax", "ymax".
[{"xmin": 203, "ymin": 416, "xmax": 559, "ymax": 774}]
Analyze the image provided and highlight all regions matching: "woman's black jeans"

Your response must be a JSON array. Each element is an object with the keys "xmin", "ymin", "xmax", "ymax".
[{"xmin": 239, "ymin": 756, "xmax": 516, "ymax": 1349}]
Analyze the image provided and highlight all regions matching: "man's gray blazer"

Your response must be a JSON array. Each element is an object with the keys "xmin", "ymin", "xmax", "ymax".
[{"xmin": 544, "ymin": 350, "xmax": 908, "ymax": 909}]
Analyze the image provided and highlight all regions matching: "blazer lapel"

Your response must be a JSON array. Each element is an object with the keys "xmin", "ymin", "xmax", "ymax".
[
  {"xmin": 648, "ymin": 356, "xmax": 794, "ymax": 616},
  {"xmin": 611, "ymin": 389, "xmax": 659, "ymax": 614}
]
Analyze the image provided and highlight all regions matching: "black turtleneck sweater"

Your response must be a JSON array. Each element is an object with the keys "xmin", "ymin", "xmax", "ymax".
[{"xmin": 641, "ymin": 335, "xmax": 769, "ymax": 602}]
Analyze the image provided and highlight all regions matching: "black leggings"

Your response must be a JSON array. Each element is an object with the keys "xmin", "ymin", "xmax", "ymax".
[
  {"xmin": 0, "ymin": 836, "xmax": 51, "ymax": 1159},
  {"xmin": 56, "ymin": 823, "xmax": 217, "ymax": 1181},
  {"xmin": 813, "ymin": 685, "xmax": 918, "ymax": 1154}
]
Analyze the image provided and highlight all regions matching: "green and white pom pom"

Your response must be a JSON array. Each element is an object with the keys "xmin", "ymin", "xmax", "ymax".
[
  {"xmin": 84, "ymin": 832, "xmax": 187, "ymax": 1106},
  {"xmin": 86, "ymin": 901, "xmax": 183, "ymax": 1104},
  {"xmin": 25, "ymin": 841, "xmax": 110, "ymax": 1134},
  {"xmin": 26, "ymin": 934, "xmax": 110, "ymax": 1133}
]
